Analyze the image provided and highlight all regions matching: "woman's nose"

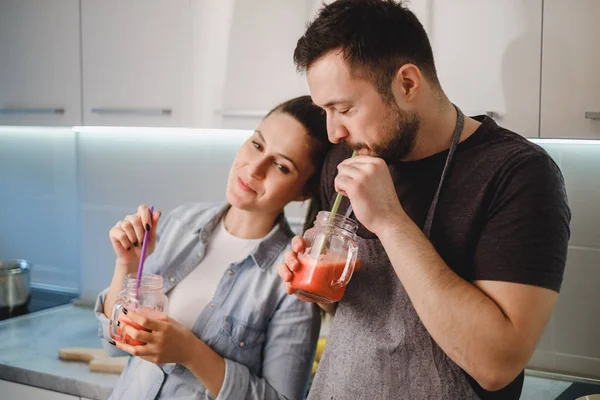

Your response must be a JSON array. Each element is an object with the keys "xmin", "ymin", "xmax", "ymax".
[{"xmin": 249, "ymin": 157, "xmax": 268, "ymax": 179}]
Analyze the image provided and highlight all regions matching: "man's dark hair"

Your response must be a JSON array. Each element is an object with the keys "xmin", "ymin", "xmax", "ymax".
[{"xmin": 294, "ymin": 0, "xmax": 440, "ymax": 101}]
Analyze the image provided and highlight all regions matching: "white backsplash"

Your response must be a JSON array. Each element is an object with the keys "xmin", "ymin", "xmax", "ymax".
[
  {"xmin": 1, "ymin": 127, "xmax": 600, "ymax": 378},
  {"xmin": 0, "ymin": 127, "xmax": 79, "ymax": 292}
]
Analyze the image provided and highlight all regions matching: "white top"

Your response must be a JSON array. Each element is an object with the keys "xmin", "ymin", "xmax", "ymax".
[{"xmin": 167, "ymin": 219, "xmax": 262, "ymax": 329}]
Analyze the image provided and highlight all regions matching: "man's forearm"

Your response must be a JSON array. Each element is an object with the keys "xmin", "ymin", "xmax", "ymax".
[{"xmin": 377, "ymin": 215, "xmax": 523, "ymax": 389}]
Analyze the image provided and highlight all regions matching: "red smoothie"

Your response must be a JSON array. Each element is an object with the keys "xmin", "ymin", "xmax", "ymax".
[
  {"xmin": 291, "ymin": 254, "xmax": 358, "ymax": 303},
  {"xmin": 111, "ymin": 307, "xmax": 166, "ymax": 346}
]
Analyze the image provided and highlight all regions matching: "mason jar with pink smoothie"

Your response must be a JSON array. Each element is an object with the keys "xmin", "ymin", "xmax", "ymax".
[
  {"xmin": 290, "ymin": 211, "xmax": 360, "ymax": 303},
  {"xmin": 110, "ymin": 273, "xmax": 168, "ymax": 345}
]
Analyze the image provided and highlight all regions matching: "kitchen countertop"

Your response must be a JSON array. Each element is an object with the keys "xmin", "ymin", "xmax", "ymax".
[
  {"xmin": 2, "ymin": 303, "xmax": 597, "ymax": 400},
  {"xmin": 0, "ymin": 303, "xmax": 120, "ymax": 399}
]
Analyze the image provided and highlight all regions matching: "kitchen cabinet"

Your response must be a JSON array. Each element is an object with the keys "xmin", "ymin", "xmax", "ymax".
[
  {"xmin": 540, "ymin": 0, "xmax": 600, "ymax": 139},
  {"xmin": 218, "ymin": 0, "xmax": 312, "ymax": 129},
  {"xmin": 0, "ymin": 0, "xmax": 82, "ymax": 126},
  {"xmin": 429, "ymin": 0, "xmax": 543, "ymax": 138},
  {"xmin": 0, "ymin": 379, "xmax": 79, "ymax": 399},
  {"xmin": 81, "ymin": 0, "xmax": 193, "ymax": 127}
]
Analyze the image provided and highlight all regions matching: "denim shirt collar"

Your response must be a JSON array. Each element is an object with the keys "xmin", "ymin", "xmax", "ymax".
[{"xmin": 197, "ymin": 202, "xmax": 295, "ymax": 270}]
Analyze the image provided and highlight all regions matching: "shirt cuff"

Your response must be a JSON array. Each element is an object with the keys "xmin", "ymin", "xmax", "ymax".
[
  {"xmin": 94, "ymin": 288, "xmax": 130, "ymax": 357},
  {"xmin": 94, "ymin": 288, "xmax": 111, "ymax": 339},
  {"xmin": 215, "ymin": 358, "xmax": 250, "ymax": 400}
]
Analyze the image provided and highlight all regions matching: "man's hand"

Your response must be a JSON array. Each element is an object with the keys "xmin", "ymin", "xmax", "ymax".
[
  {"xmin": 335, "ymin": 155, "xmax": 405, "ymax": 235},
  {"xmin": 278, "ymin": 237, "xmax": 338, "ymax": 314},
  {"xmin": 278, "ymin": 237, "xmax": 315, "ymax": 301}
]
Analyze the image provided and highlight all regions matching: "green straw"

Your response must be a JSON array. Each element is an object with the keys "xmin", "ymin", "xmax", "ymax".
[
  {"xmin": 313, "ymin": 150, "xmax": 358, "ymax": 258},
  {"xmin": 328, "ymin": 149, "xmax": 358, "ymax": 221}
]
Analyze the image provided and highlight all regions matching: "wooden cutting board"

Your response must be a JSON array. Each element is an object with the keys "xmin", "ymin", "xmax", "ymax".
[{"xmin": 58, "ymin": 347, "xmax": 129, "ymax": 374}]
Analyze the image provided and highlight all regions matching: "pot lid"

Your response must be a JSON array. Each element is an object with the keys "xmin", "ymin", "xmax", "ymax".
[{"xmin": 0, "ymin": 259, "xmax": 30, "ymax": 274}]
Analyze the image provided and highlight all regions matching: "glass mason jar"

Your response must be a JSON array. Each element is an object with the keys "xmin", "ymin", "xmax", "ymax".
[
  {"xmin": 110, "ymin": 273, "xmax": 168, "ymax": 345},
  {"xmin": 289, "ymin": 211, "xmax": 359, "ymax": 303}
]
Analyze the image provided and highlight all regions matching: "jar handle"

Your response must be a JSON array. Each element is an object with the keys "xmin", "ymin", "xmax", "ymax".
[
  {"xmin": 110, "ymin": 299, "xmax": 125, "ymax": 342},
  {"xmin": 332, "ymin": 245, "xmax": 358, "ymax": 287}
]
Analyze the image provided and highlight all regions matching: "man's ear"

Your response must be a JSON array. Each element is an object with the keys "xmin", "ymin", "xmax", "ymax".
[{"xmin": 392, "ymin": 63, "xmax": 422, "ymax": 104}]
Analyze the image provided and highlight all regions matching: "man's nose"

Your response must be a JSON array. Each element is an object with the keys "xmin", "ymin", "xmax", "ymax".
[{"xmin": 327, "ymin": 113, "xmax": 349, "ymax": 144}]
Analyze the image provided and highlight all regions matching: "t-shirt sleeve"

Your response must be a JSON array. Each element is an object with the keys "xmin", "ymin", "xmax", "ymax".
[{"xmin": 472, "ymin": 152, "xmax": 571, "ymax": 292}]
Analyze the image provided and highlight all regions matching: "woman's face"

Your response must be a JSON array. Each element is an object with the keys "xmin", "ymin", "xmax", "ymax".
[{"xmin": 226, "ymin": 111, "xmax": 319, "ymax": 216}]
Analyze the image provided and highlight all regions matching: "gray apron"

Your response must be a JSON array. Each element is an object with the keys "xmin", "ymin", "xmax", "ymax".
[{"xmin": 308, "ymin": 106, "xmax": 481, "ymax": 399}]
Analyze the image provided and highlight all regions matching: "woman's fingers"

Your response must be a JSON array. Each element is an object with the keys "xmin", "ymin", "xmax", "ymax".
[
  {"xmin": 124, "ymin": 214, "xmax": 145, "ymax": 247},
  {"xmin": 118, "ymin": 218, "xmax": 139, "ymax": 248},
  {"xmin": 110, "ymin": 222, "xmax": 132, "ymax": 251}
]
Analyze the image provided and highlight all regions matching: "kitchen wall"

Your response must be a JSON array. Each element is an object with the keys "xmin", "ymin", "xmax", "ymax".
[
  {"xmin": 528, "ymin": 140, "xmax": 600, "ymax": 379},
  {"xmin": 0, "ymin": 127, "xmax": 79, "ymax": 292},
  {"xmin": 1, "ymin": 127, "xmax": 599, "ymax": 379}
]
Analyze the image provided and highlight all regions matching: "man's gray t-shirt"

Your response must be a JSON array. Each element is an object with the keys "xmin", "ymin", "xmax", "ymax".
[{"xmin": 308, "ymin": 116, "xmax": 570, "ymax": 400}]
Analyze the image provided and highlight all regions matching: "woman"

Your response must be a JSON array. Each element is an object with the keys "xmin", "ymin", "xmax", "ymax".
[{"xmin": 94, "ymin": 96, "xmax": 331, "ymax": 399}]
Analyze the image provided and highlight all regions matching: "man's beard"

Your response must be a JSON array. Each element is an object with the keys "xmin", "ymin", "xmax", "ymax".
[
  {"xmin": 349, "ymin": 104, "xmax": 419, "ymax": 163},
  {"xmin": 373, "ymin": 103, "xmax": 419, "ymax": 163}
]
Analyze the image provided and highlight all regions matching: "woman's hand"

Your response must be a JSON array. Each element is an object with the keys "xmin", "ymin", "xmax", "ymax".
[
  {"xmin": 109, "ymin": 205, "xmax": 161, "ymax": 271},
  {"xmin": 111, "ymin": 308, "xmax": 196, "ymax": 366}
]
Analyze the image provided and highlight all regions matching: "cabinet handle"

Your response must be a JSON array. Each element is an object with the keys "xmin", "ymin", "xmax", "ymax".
[
  {"xmin": 585, "ymin": 112, "xmax": 600, "ymax": 120},
  {"xmin": 216, "ymin": 109, "xmax": 269, "ymax": 118},
  {"xmin": 91, "ymin": 108, "xmax": 172, "ymax": 116},
  {"xmin": 0, "ymin": 107, "xmax": 65, "ymax": 115}
]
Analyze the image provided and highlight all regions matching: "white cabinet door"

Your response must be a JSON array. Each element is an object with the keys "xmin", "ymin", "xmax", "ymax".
[
  {"xmin": 0, "ymin": 0, "xmax": 82, "ymax": 126},
  {"xmin": 81, "ymin": 0, "xmax": 193, "ymax": 127},
  {"xmin": 0, "ymin": 379, "xmax": 79, "ymax": 399},
  {"xmin": 219, "ymin": 0, "xmax": 312, "ymax": 129},
  {"xmin": 430, "ymin": 0, "xmax": 542, "ymax": 138},
  {"xmin": 540, "ymin": 0, "xmax": 600, "ymax": 139}
]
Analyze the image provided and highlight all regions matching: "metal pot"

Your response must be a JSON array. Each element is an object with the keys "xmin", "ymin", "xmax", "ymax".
[{"xmin": 0, "ymin": 259, "xmax": 31, "ymax": 309}]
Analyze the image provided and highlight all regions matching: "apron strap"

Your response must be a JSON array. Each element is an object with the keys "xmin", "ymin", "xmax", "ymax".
[{"xmin": 423, "ymin": 105, "xmax": 465, "ymax": 238}]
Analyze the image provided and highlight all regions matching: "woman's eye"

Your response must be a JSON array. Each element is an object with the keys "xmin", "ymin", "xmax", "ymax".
[
  {"xmin": 252, "ymin": 141, "xmax": 262, "ymax": 150},
  {"xmin": 338, "ymin": 109, "xmax": 350, "ymax": 114},
  {"xmin": 275, "ymin": 163, "xmax": 290, "ymax": 174}
]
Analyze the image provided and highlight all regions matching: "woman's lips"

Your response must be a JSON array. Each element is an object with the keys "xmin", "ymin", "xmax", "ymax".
[{"xmin": 237, "ymin": 177, "xmax": 255, "ymax": 193}]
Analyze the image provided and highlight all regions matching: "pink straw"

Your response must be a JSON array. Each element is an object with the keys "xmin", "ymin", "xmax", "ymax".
[{"xmin": 135, "ymin": 205, "xmax": 154, "ymax": 296}]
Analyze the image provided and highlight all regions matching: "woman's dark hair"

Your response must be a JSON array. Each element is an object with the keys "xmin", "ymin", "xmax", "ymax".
[
  {"xmin": 294, "ymin": 0, "xmax": 440, "ymax": 103},
  {"xmin": 266, "ymin": 95, "xmax": 331, "ymax": 233}
]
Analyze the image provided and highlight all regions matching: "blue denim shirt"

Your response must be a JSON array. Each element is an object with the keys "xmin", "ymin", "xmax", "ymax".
[{"xmin": 94, "ymin": 203, "xmax": 321, "ymax": 399}]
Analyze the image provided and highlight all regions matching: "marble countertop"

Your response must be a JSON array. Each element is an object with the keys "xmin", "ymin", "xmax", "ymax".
[{"xmin": 0, "ymin": 304, "xmax": 120, "ymax": 399}]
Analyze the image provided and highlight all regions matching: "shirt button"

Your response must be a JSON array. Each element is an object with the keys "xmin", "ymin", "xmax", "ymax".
[
  {"xmin": 228, "ymin": 270, "xmax": 234, "ymax": 276},
  {"xmin": 200, "ymin": 230, "xmax": 208, "ymax": 241},
  {"xmin": 169, "ymin": 276, "xmax": 176, "ymax": 283},
  {"xmin": 209, "ymin": 304, "xmax": 215, "ymax": 308},
  {"xmin": 239, "ymin": 341, "xmax": 245, "ymax": 348}
]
